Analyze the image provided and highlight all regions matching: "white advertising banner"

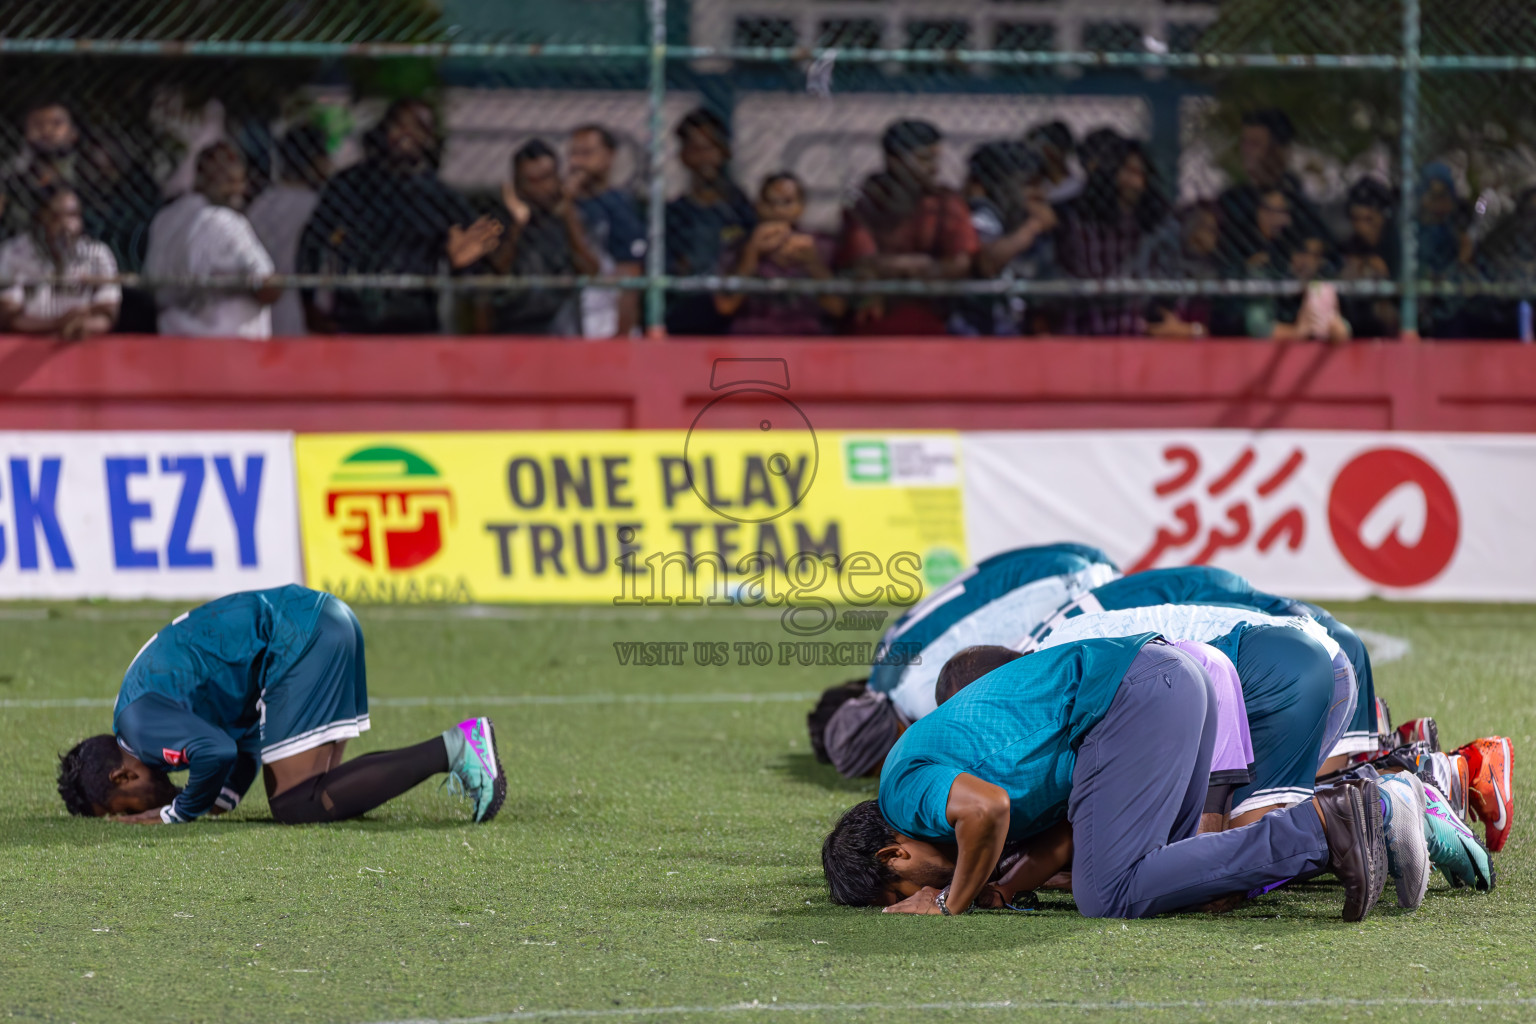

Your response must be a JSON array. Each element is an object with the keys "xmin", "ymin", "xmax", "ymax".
[
  {"xmin": 962, "ymin": 431, "xmax": 1536, "ymax": 600},
  {"xmin": 0, "ymin": 432, "xmax": 301, "ymax": 599}
]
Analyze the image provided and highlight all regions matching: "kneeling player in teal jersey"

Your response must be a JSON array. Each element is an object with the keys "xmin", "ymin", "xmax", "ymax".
[
  {"xmin": 822, "ymin": 636, "xmax": 1390, "ymax": 921},
  {"xmin": 57, "ymin": 585, "xmax": 506, "ymax": 826}
]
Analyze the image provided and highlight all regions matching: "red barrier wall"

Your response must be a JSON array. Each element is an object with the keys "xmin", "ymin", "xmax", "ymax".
[{"xmin": 2, "ymin": 335, "xmax": 1534, "ymax": 432}]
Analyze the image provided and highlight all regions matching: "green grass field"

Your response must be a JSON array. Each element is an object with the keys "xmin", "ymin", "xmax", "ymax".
[{"xmin": 0, "ymin": 600, "xmax": 1531, "ymax": 1024}]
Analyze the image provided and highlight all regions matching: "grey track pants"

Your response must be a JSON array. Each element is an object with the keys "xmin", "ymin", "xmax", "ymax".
[{"xmin": 1069, "ymin": 643, "xmax": 1332, "ymax": 918}]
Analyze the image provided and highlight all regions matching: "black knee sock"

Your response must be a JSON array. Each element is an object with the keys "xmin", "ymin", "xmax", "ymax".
[{"xmin": 269, "ymin": 737, "xmax": 449, "ymax": 824}]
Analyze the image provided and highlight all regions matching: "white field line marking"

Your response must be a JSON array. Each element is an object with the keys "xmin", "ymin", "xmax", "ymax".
[
  {"xmin": 0, "ymin": 627, "xmax": 1412, "ymax": 710},
  {"xmin": 0, "ymin": 629, "xmax": 1415, "ymax": 710},
  {"xmin": 0, "ymin": 608, "xmax": 170, "ymax": 622},
  {"xmin": 0, "ymin": 691, "xmax": 818, "ymax": 711},
  {"xmin": 367, "ymin": 996, "xmax": 1536, "ymax": 1024},
  {"xmin": 1355, "ymin": 628, "xmax": 1412, "ymax": 665}
]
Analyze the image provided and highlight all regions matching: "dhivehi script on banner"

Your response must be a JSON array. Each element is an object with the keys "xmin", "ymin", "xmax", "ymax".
[
  {"xmin": 295, "ymin": 432, "xmax": 967, "ymax": 605},
  {"xmin": 962, "ymin": 430, "xmax": 1536, "ymax": 600}
]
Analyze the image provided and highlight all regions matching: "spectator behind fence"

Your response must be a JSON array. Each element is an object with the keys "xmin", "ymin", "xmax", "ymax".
[
  {"xmin": 1415, "ymin": 162, "xmax": 1481, "ymax": 338},
  {"xmin": 1, "ymin": 101, "xmax": 161, "ymax": 334},
  {"xmin": 1078, "ymin": 128, "xmax": 1129, "ymax": 184},
  {"xmin": 1217, "ymin": 109, "xmax": 1331, "ymax": 268},
  {"xmin": 1054, "ymin": 136, "xmax": 1168, "ymax": 335},
  {"xmin": 1479, "ymin": 187, "xmax": 1536, "ymax": 281},
  {"xmin": 1025, "ymin": 121, "xmax": 1082, "ymax": 203},
  {"xmin": 836, "ymin": 119, "xmax": 978, "ymax": 336},
  {"xmin": 478, "ymin": 139, "xmax": 598, "ymax": 336},
  {"xmin": 1474, "ymin": 186, "xmax": 1536, "ymax": 338},
  {"xmin": 665, "ymin": 108, "xmax": 756, "ymax": 335},
  {"xmin": 1215, "ymin": 185, "xmax": 1293, "ymax": 336},
  {"xmin": 1137, "ymin": 201, "xmax": 1221, "ymax": 338},
  {"xmin": 2, "ymin": 102, "xmax": 103, "ymax": 240},
  {"xmin": 247, "ymin": 124, "xmax": 332, "ymax": 337},
  {"xmin": 1218, "ymin": 189, "xmax": 1350, "ymax": 343},
  {"xmin": 568, "ymin": 124, "xmax": 647, "ymax": 338},
  {"xmin": 957, "ymin": 141, "xmax": 1057, "ymax": 335},
  {"xmin": 298, "ymin": 99, "xmax": 502, "ymax": 334},
  {"xmin": 143, "ymin": 142, "xmax": 277, "ymax": 339},
  {"xmin": 0, "ymin": 184, "xmax": 118, "ymax": 339},
  {"xmin": 1338, "ymin": 177, "xmax": 1400, "ymax": 338},
  {"xmin": 714, "ymin": 172, "xmax": 843, "ymax": 335},
  {"xmin": 1279, "ymin": 232, "xmax": 1351, "ymax": 342}
]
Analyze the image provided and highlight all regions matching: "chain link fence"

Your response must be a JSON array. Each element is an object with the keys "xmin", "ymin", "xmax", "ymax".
[{"xmin": 1, "ymin": 0, "xmax": 1535, "ymax": 340}]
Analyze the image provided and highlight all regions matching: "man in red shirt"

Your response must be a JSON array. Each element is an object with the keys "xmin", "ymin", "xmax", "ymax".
[{"xmin": 837, "ymin": 120, "xmax": 978, "ymax": 335}]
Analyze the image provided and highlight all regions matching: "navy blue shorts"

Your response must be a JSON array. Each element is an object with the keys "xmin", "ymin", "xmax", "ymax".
[
  {"xmin": 259, "ymin": 597, "xmax": 370, "ymax": 762},
  {"xmin": 1228, "ymin": 625, "xmax": 1333, "ymax": 818},
  {"xmin": 1304, "ymin": 607, "xmax": 1378, "ymax": 756}
]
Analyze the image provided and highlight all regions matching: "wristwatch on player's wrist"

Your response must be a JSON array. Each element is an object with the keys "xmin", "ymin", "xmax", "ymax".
[{"xmin": 935, "ymin": 885, "xmax": 965, "ymax": 915}]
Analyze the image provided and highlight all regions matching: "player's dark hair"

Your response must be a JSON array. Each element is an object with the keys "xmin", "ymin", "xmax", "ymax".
[
  {"xmin": 676, "ymin": 107, "xmax": 729, "ymax": 146},
  {"xmin": 822, "ymin": 799, "xmax": 899, "ymax": 906},
  {"xmin": 1079, "ymin": 137, "xmax": 1167, "ymax": 234},
  {"xmin": 277, "ymin": 123, "xmax": 329, "ymax": 186},
  {"xmin": 969, "ymin": 140, "xmax": 1038, "ymax": 186},
  {"xmin": 33, "ymin": 181, "xmax": 79, "ymax": 219},
  {"xmin": 1241, "ymin": 108, "xmax": 1296, "ymax": 148},
  {"xmin": 380, "ymin": 98, "xmax": 443, "ymax": 168},
  {"xmin": 24, "ymin": 99, "xmax": 75, "ymax": 124},
  {"xmin": 194, "ymin": 140, "xmax": 245, "ymax": 187},
  {"xmin": 1079, "ymin": 127, "xmax": 1125, "ymax": 175},
  {"xmin": 808, "ymin": 678, "xmax": 868, "ymax": 763},
  {"xmin": 881, "ymin": 119, "xmax": 941, "ymax": 156},
  {"xmin": 513, "ymin": 138, "xmax": 558, "ymax": 170},
  {"xmin": 1026, "ymin": 120, "xmax": 1074, "ymax": 156},
  {"xmin": 759, "ymin": 171, "xmax": 804, "ymax": 202},
  {"xmin": 572, "ymin": 123, "xmax": 618, "ymax": 151},
  {"xmin": 968, "ymin": 141, "xmax": 1041, "ymax": 218},
  {"xmin": 935, "ymin": 645, "xmax": 1023, "ymax": 706},
  {"xmin": 1347, "ymin": 176, "xmax": 1394, "ymax": 214},
  {"xmin": 57, "ymin": 734, "xmax": 123, "ymax": 817}
]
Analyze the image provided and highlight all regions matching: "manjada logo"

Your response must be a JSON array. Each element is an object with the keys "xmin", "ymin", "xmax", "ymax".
[{"xmin": 325, "ymin": 447, "xmax": 455, "ymax": 571}]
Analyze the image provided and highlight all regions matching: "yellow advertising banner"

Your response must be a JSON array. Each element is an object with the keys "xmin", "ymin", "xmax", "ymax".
[{"xmin": 294, "ymin": 431, "xmax": 966, "ymax": 604}]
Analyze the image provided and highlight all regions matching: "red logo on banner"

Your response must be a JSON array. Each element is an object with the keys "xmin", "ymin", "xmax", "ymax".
[
  {"xmin": 325, "ymin": 446, "xmax": 455, "ymax": 571},
  {"xmin": 1327, "ymin": 448, "xmax": 1460, "ymax": 587},
  {"xmin": 1129, "ymin": 444, "xmax": 1308, "ymax": 572}
]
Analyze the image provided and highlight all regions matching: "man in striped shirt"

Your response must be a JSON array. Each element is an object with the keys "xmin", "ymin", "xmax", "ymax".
[
  {"xmin": 0, "ymin": 184, "xmax": 118, "ymax": 338},
  {"xmin": 1053, "ymin": 137, "xmax": 1168, "ymax": 335}
]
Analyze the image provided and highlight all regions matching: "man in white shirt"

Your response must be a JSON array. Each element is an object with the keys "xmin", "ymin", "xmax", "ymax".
[
  {"xmin": 247, "ymin": 124, "xmax": 331, "ymax": 337},
  {"xmin": 144, "ymin": 142, "xmax": 277, "ymax": 339},
  {"xmin": 0, "ymin": 184, "xmax": 119, "ymax": 339}
]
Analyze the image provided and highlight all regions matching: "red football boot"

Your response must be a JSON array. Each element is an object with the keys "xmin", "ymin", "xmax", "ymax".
[{"xmin": 1456, "ymin": 737, "xmax": 1514, "ymax": 852}]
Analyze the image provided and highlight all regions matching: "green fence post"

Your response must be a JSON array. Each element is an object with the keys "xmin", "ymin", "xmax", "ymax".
[
  {"xmin": 1400, "ymin": 0, "xmax": 1421, "ymax": 340},
  {"xmin": 645, "ymin": 0, "xmax": 668, "ymax": 337}
]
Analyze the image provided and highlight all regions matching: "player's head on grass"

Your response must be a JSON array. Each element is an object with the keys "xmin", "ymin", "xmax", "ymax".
[
  {"xmin": 57, "ymin": 734, "xmax": 180, "ymax": 817},
  {"xmin": 807, "ymin": 678, "xmax": 868, "ymax": 762},
  {"xmin": 935, "ymin": 645, "xmax": 1023, "ymax": 706},
  {"xmin": 822, "ymin": 799, "xmax": 956, "ymax": 906}
]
